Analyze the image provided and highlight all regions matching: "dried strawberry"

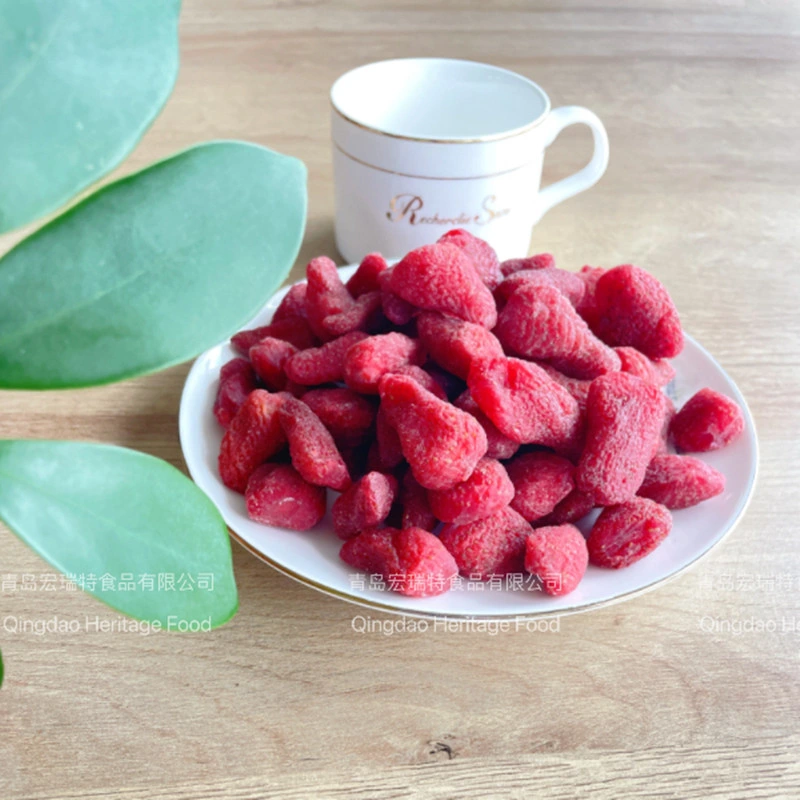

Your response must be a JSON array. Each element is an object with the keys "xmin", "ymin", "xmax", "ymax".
[
  {"xmin": 525, "ymin": 524, "xmax": 588, "ymax": 596},
  {"xmin": 669, "ymin": 388, "xmax": 745, "ymax": 453},
  {"xmin": 246, "ymin": 463, "xmax": 326, "ymax": 531},
  {"xmin": 428, "ymin": 457, "xmax": 514, "ymax": 525}
]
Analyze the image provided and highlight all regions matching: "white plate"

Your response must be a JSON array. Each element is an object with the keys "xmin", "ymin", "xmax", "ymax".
[{"xmin": 179, "ymin": 266, "xmax": 758, "ymax": 619}]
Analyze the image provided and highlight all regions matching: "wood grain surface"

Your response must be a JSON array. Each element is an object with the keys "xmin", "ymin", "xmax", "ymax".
[{"xmin": 2, "ymin": 1, "xmax": 799, "ymax": 798}]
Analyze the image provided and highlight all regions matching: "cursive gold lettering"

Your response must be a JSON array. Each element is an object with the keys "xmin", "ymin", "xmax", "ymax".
[
  {"xmin": 386, "ymin": 194, "xmax": 511, "ymax": 227},
  {"xmin": 386, "ymin": 194, "xmax": 424, "ymax": 223}
]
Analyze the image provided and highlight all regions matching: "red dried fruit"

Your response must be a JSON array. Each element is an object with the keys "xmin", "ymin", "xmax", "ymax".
[
  {"xmin": 284, "ymin": 331, "xmax": 368, "ymax": 386},
  {"xmin": 438, "ymin": 228, "xmax": 503, "ymax": 290},
  {"xmin": 214, "ymin": 358, "xmax": 257, "ymax": 428},
  {"xmin": 495, "ymin": 267, "xmax": 586, "ymax": 309},
  {"xmin": 272, "ymin": 282, "xmax": 308, "ymax": 323},
  {"xmin": 576, "ymin": 372, "xmax": 665, "ymax": 505},
  {"xmin": 218, "ymin": 390, "xmax": 287, "ymax": 492},
  {"xmin": 278, "ymin": 397, "xmax": 351, "ymax": 491},
  {"xmin": 343, "ymin": 332, "xmax": 423, "ymax": 394},
  {"xmin": 536, "ymin": 363, "xmax": 592, "ymax": 415},
  {"xmin": 500, "ymin": 253, "xmax": 555, "ymax": 277},
  {"xmin": 300, "ymin": 387, "xmax": 376, "ymax": 447},
  {"xmin": 534, "ymin": 489, "xmax": 595, "ymax": 527},
  {"xmin": 379, "ymin": 267, "xmax": 417, "ymax": 326},
  {"xmin": 453, "ymin": 390, "xmax": 520, "ymax": 460},
  {"xmin": 423, "ymin": 363, "xmax": 466, "ymax": 401},
  {"xmin": 390, "ymin": 364, "xmax": 448, "ymax": 400},
  {"xmin": 428, "ymin": 457, "xmax": 514, "ymax": 525},
  {"xmin": 670, "ymin": 388, "xmax": 745, "ymax": 453},
  {"xmin": 439, "ymin": 506, "xmax": 531, "ymax": 579},
  {"xmin": 322, "ymin": 290, "xmax": 383, "ymax": 337},
  {"xmin": 638, "ymin": 454, "xmax": 725, "ymax": 509},
  {"xmin": 590, "ymin": 264, "xmax": 684, "ymax": 359},
  {"xmin": 390, "ymin": 242, "xmax": 497, "ymax": 328},
  {"xmin": 657, "ymin": 394, "xmax": 676, "ymax": 455},
  {"xmin": 249, "ymin": 337, "xmax": 298, "ymax": 391},
  {"xmin": 332, "ymin": 471, "xmax": 398, "ymax": 539},
  {"xmin": 340, "ymin": 527, "xmax": 401, "ymax": 576},
  {"xmin": 417, "ymin": 311, "xmax": 504, "ymax": 380},
  {"xmin": 375, "ymin": 408, "xmax": 404, "ymax": 470},
  {"xmin": 231, "ymin": 316, "xmax": 317, "ymax": 354},
  {"xmin": 400, "ymin": 471, "xmax": 438, "ymax": 531},
  {"xmin": 506, "ymin": 452, "xmax": 575, "ymax": 522},
  {"xmin": 467, "ymin": 356, "xmax": 581, "ymax": 449},
  {"xmin": 587, "ymin": 497, "xmax": 672, "ymax": 568},
  {"xmin": 305, "ymin": 256, "xmax": 356, "ymax": 340},
  {"xmin": 340, "ymin": 527, "xmax": 457, "ymax": 597},
  {"xmin": 525, "ymin": 525, "xmax": 588, "ymax": 596},
  {"xmin": 495, "ymin": 283, "xmax": 619, "ymax": 379},
  {"xmin": 379, "ymin": 373, "xmax": 487, "ymax": 491},
  {"xmin": 574, "ymin": 265, "xmax": 604, "ymax": 324},
  {"xmin": 615, "ymin": 346, "xmax": 674, "ymax": 388},
  {"xmin": 346, "ymin": 252, "xmax": 388, "ymax": 298},
  {"xmin": 245, "ymin": 463, "xmax": 326, "ymax": 531}
]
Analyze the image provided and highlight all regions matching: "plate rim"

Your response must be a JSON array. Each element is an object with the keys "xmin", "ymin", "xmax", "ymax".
[{"xmin": 179, "ymin": 273, "xmax": 759, "ymax": 620}]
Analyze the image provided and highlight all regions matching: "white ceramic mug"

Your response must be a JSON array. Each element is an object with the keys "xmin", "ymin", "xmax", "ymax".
[{"xmin": 331, "ymin": 58, "xmax": 609, "ymax": 263}]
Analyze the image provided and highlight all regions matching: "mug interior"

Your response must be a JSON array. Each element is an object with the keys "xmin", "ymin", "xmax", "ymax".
[{"xmin": 331, "ymin": 58, "xmax": 549, "ymax": 141}]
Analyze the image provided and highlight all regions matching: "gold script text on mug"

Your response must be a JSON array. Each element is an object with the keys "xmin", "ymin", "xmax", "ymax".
[{"xmin": 386, "ymin": 194, "xmax": 511, "ymax": 226}]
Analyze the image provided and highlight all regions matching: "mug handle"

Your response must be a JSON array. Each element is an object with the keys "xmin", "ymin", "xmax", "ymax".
[{"xmin": 535, "ymin": 106, "xmax": 609, "ymax": 219}]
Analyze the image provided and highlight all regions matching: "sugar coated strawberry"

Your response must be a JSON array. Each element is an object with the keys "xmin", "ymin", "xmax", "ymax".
[
  {"xmin": 378, "ymin": 267, "xmax": 417, "ymax": 326},
  {"xmin": 506, "ymin": 452, "xmax": 575, "ymax": 522},
  {"xmin": 218, "ymin": 389, "xmax": 287, "ymax": 492},
  {"xmin": 346, "ymin": 252, "xmax": 388, "ymax": 297},
  {"xmin": 467, "ymin": 356, "xmax": 581, "ymax": 449},
  {"xmin": 249, "ymin": 337, "xmax": 298, "ymax": 391},
  {"xmin": 500, "ymin": 253, "xmax": 555, "ymax": 277},
  {"xmin": 343, "ymin": 332, "xmax": 423, "ymax": 394},
  {"xmin": 453, "ymin": 390, "xmax": 520, "ymax": 460},
  {"xmin": 322, "ymin": 291, "xmax": 382, "ymax": 337},
  {"xmin": 374, "ymin": 408, "xmax": 405, "ymax": 470},
  {"xmin": 525, "ymin": 524, "xmax": 588, "ymax": 596},
  {"xmin": 300, "ymin": 387, "xmax": 376, "ymax": 447},
  {"xmin": 279, "ymin": 397, "xmax": 351, "ymax": 491},
  {"xmin": 670, "ymin": 388, "xmax": 745, "ymax": 453},
  {"xmin": 332, "ymin": 471, "xmax": 398, "ymax": 539},
  {"xmin": 574, "ymin": 265, "xmax": 604, "ymax": 324},
  {"xmin": 439, "ymin": 506, "xmax": 531, "ymax": 579},
  {"xmin": 417, "ymin": 311, "xmax": 504, "ymax": 379},
  {"xmin": 284, "ymin": 331, "xmax": 368, "ymax": 386},
  {"xmin": 214, "ymin": 358, "xmax": 257, "ymax": 428},
  {"xmin": 495, "ymin": 283, "xmax": 619, "ymax": 379},
  {"xmin": 379, "ymin": 373, "xmax": 487, "ymax": 491},
  {"xmin": 390, "ymin": 242, "xmax": 497, "ymax": 328},
  {"xmin": 438, "ymin": 228, "xmax": 503, "ymax": 290},
  {"xmin": 587, "ymin": 497, "xmax": 672, "ymax": 568},
  {"xmin": 246, "ymin": 463, "xmax": 326, "ymax": 531},
  {"xmin": 305, "ymin": 256, "xmax": 355, "ymax": 340},
  {"xmin": 590, "ymin": 264, "xmax": 684, "ymax": 359},
  {"xmin": 638, "ymin": 453, "xmax": 725, "ymax": 509},
  {"xmin": 576, "ymin": 372, "xmax": 666, "ymax": 505},
  {"xmin": 400, "ymin": 471, "xmax": 438, "ymax": 531},
  {"xmin": 272, "ymin": 282, "xmax": 308, "ymax": 323},
  {"xmin": 615, "ymin": 346, "xmax": 674, "ymax": 388},
  {"xmin": 534, "ymin": 489, "xmax": 595, "ymax": 527},
  {"xmin": 495, "ymin": 267, "xmax": 586, "ymax": 309},
  {"xmin": 340, "ymin": 527, "xmax": 457, "ymax": 597},
  {"xmin": 428, "ymin": 457, "xmax": 514, "ymax": 525},
  {"xmin": 231, "ymin": 316, "xmax": 317, "ymax": 354},
  {"xmin": 390, "ymin": 365, "xmax": 448, "ymax": 400},
  {"xmin": 535, "ymin": 363, "xmax": 592, "ymax": 415}
]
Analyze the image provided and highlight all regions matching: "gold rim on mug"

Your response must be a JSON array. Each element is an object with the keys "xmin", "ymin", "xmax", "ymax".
[
  {"xmin": 332, "ymin": 141, "xmax": 535, "ymax": 181},
  {"xmin": 329, "ymin": 101, "xmax": 551, "ymax": 145}
]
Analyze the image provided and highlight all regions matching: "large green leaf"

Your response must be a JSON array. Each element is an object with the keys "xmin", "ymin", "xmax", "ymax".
[
  {"xmin": 0, "ymin": 440, "xmax": 238, "ymax": 628},
  {"xmin": 0, "ymin": 141, "xmax": 307, "ymax": 389},
  {"xmin": 0, "ymin": 0, "xmax": 181, "ymax": 233}
]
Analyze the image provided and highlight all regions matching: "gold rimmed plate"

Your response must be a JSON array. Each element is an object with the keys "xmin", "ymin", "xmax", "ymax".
[{"xmin": 179, "ymin": 267, "xmax": 758, "ymax": 619}]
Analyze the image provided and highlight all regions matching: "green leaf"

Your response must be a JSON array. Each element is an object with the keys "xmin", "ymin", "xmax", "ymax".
[
  {"xmin": 0, "ymin": 141, "xmax": 307, "ymax": 389},
  {"xmin": 0, "ymin": 440, "xmax": 238, "ymax": 628},
  {"xmin": 0, "ymin": 0, "xmax": 181, "ymax": 233}
]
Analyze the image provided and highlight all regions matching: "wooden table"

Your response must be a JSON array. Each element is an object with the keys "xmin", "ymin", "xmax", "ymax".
[{"xmin": 2, "ymin": 1, "xmax": 799, "ymax": 797}]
